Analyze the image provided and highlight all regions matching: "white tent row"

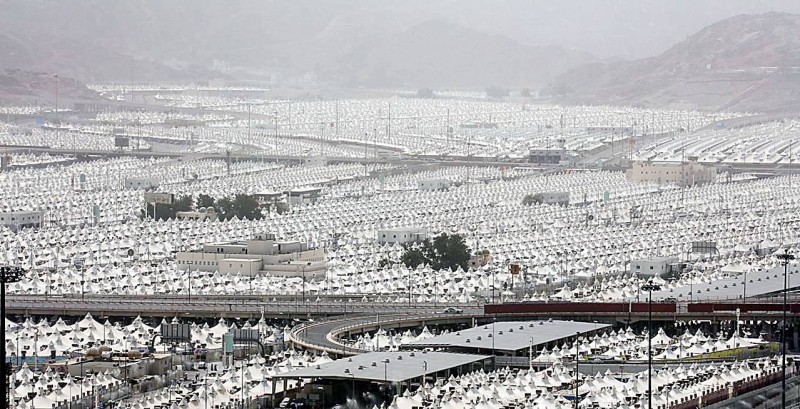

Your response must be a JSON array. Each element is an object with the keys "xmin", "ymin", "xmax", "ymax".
[{"xmin": 5, "ymin": 314, "xmax": 284, "ymax": 357}]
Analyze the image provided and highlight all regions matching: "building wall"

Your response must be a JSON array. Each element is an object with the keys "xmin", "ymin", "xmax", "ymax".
[
  {"xmin": 630, "ymin": 258, "xmax": 677, "ymax": 277},
  {"xmin": 418, "ymin": 179, "xmax": 451, "ymax": 191},
  {"xmin": 529, "ymin": 149, "xmax": 565, "ymax": 164},
  {"xmin": 626, "ymin": 161, "xmax": 716, "ymax": 186},
  {"xmin": 377, "ymin": 229, "xmax": 427, "ymax": 244},
  {"xmin": 246, "ymin": 239, "xmax": 274, "ymax": 255},
  {"xmin": 202, "ymin": 243, "xmax": 249, "ymax": 255},
  {"xmin": 177, "ymin": 252, "xmax": 262, "ymax": 271},
  {"xmin": 276, "ymin": 241, "xmax": 304, "ymax": 253},
  {"xmin": 219, "ymin": 259, "xmax": 263, "ymax": 276},
  {"xmin": 0, "ymin": 211, "xmax": 43, "ymax": 232},
  {"xmin": 176, "ymin": 247, "xmax": 325, "ymax": 276},
  {"xmin": 125, "ymin": 177, "xmax": 159, "ymax": 190},
  {"xmin": 539, "ymin": 191, "xmax": 570, "ymax": 205},
  {"xmin": 176, "ymin": 211, "xmax": 217, "ymax": 221}
]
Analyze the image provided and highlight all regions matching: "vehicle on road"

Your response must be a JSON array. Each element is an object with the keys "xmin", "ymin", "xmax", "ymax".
[{"xmin": 442, "ymin": 307, "xmax": 463, "ymax": 314}]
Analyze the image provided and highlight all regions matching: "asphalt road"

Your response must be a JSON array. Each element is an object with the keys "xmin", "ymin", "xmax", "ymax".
[{"xmin": 4, "ymin": 294, "xmax": 479, "ymax": 319}]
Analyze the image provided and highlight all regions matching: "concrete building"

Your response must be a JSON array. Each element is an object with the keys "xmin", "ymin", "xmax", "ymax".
[
  {"xmin": 528, "ymin": 148, "xmax": 566, "ymax": 164},
  {"xmin": 125, "ymin": 177, "xmax": 159, "ymax": 190},
  {"xmin": 626, "ymin": 158, "xmax": 716, "ymax": 186},
  {"xmin": 418, "ymin": 178, "xmax": 451, "ymax": 191},
  {"xmin": 377, "ymin": 228, "xmax": 427, "ymax": 244},
  {"xmin": 0, "ymin": 211, "xmax": 43, "ymax": 232},
  {"xmin": 286, "ymin": 187, "xmax": 322, "ymax": 206},
  {"xmin": 176, "ymin": 233, "xmax": 325, "ymax": 277},
  {"xmin": 540, "ymin": 191, "xmax": 570, "ymax": 205},
  {"xmin": 528, "ymin": 191, "xmax": 570, "ymax": 206},
  {"xmin": 176, "ymin": 208, "xmax": 217, "ymax": 221},
  {"xmin": 254, "ymin": 190, "xmax": 284, "ymax": 206},
  {"xmin": 629, "ymin": 256, "xmax": 679, "ymax": 278}
]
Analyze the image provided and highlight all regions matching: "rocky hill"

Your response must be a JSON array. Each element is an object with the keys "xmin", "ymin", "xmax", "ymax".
[
  {"xmin": 0, "ymin": 0, "xmax": 595, "ymax": 88},
  {"xmin": 544, "ymin": 13, "xmax": 800, "ymax": 112},
  {"xmin": 0, "ymin": 69, "xmax": 99, "ymax": 106},
  {"xmin": 331, "ymin": 20, "xmax": 594, "ymax": 88}
]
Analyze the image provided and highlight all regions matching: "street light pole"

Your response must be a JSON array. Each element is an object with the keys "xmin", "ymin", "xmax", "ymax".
[
  {"xmin": 575, "ymin": 331, "xmax": 580, "ymax": 409},
  {"xmin": 642, "ymin": 279, "xmax": 661, "ymax": 409},
  {"xmin": 743, "ymin": 267, "xmax": 747, "ymax": 303},
  {"xmin": 1, "ymin": 266, "xmax": 25, "ymax": 408},
  {"xmin": 777, "ymin": 250, "xmax": 795, "ymax": 409}
]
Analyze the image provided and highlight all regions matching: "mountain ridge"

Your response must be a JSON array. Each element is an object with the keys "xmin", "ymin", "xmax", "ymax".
[{"xmin": 544, "ymin": 12, "xmax": 800, "ymax": 112}]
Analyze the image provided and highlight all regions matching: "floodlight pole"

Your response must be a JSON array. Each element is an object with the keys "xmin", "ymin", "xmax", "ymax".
[
  {"xmin": 1, "ymin": 266, "xmax": 25, "ymax": 409},
  {"xmin": 575, "ymin": 331, "xmax": 580, "ymax": 409},
  {"xmin": 778, "ymin": 250, "xmax": 795, "ymax": 409},
  {"xmin": 743, "ymin": 267, "xmax": 747, "ymax": 304},
  {"xmin": 642, "ymin": 280, "xmax": 660, "ymax": 409}
]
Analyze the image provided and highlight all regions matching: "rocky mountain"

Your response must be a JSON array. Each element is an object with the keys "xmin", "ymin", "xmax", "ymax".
[
  {"xmin": 544, "ymin": 13, "xmax": 800, "ymax": 112},
  {"xmin": 0, "ymin": 0, "xmax": 595, "ymax": 88},
  {"xmin": 0, "ymin": 69, "xmax": 98, "ymax": 106},
  {"xmin": 330, "ymin": 20, "xmax": 595, "ymax": 88}
]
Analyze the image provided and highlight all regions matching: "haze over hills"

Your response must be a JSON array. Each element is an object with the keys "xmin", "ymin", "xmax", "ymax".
[
  {"xmin": 0, "ymin": 0, "xmax": 597, "ymax": 88},
  {"xmin": 332, "ymin": 20, "xmax": 596, "ymax": 88},
  {"xmin": 1, "ymin": 2, "xmax": 800, "ymax": 112},
  {"xmin": 544, "ymin": 13, "xmax": 800, "ymax": 112}
]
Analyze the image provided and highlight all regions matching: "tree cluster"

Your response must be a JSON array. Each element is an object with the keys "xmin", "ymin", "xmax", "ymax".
[
  {"xmin": 522, "ymin": 193, "xmax": 544, "ymax": 206},
  {"xmin": 400, "ymin": 233, "xmax": 471, "ymax": 271},
  {"xmin": 142, "ymin": 195, "xmax": 192, "ymax": 221},
  {"xmin": 210, "ymin": 194, "xmax": 264, "ymax": 221},
  {"xmin": 142, "ymin": 193, "xmax": 269, "ymax": 221}
]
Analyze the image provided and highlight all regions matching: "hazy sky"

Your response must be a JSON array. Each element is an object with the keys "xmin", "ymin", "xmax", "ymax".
[{"xmin": 2, "ymin": 0, "xmax": 799, "ymax": 86}]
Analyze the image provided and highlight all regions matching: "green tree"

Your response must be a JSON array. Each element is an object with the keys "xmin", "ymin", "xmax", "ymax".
[
  {"xmin": 142, "ymin": 195, "xmax": 192, "ymax": 221},
  {"xmin": 216, "ymin": 194, "xmax": 264, "ymax": 221},
  {"xmin": 216, "ymin": 197, "xmax": 233, "ymax": 216},
  {"xmin": 232, "ymin": 194, "xmax": 263, "ymax": 220},
  {"xmin": 400, "ymin": 233, "xmax": 471, "ymax": 271},
  {"xmin": 522, "ymin": 193, "xmax": 544, "ymax": 206},
  {"xmin": 401, "ymin": 246, "xmax": 428, "ymax": 269},
  {"xmin": 196, "ymin": 194, "xmax": 215, "ymax": 209},
  {"xmin": 263, "ymin": 199, "xmax": 289, "ymax": 215}
]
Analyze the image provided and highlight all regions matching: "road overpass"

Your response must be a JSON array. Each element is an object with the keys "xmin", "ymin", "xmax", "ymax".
[{"xmin": 3, "ymin": 294, "xmax": 480, "ymax": 320}]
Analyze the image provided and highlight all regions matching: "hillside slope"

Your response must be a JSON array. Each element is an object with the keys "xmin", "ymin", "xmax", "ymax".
[
  {"xmin": 0, "ymin": 1, "xmax": 595, "ymax": 88},
  {"xmin": 544, "ymin": 13, "xmax": 800, "ymax": 112}
]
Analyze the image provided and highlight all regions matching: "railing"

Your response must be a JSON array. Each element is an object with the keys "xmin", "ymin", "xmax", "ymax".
[{"xmin": 289, "ymin": 313, "xmax": 479, "ymax": 355}]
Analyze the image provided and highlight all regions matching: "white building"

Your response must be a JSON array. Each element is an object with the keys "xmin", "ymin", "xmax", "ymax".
[
  {"xmin": 125, "ymin": 177, "xmax": 159, "ymax": 190},
  {"xmin": 286, "ymin": 187, "xmax": 322, "ymax": 206},
  {"xmin": 418, "ymin": 178, "xmax": 451, "ymax": 191},
  {"xmin": 626, "ymin": 158, "xmax": 716, "ymax": 186},
  {"xmin": 176, "ymin": 232, "xmax": 325, "ymax": 277},
  {"xmin": 377, "ymin": 228, "xmax": 427, "ymax": 244},
  {"xmin": 630, "ymin": 257, "xmax": 679, "ymax": 278},
  {"xmin": 0, "ymin": 211, "xmax": 43, "ymax": 232},
  {"xmin": 176, "ymin": 208, "xmax": 217, "ymax": 221}
]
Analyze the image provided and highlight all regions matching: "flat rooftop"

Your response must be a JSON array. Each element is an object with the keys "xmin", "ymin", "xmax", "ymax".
[
  {"xmin": 406, "ymin": 320, "xmax": 610, "ymax": 353},
  {"xmin": 633, "ymin": 264, "xmax": 799, "ymax": 301},
  {"xmin": 272, "ymin": 351, "xmax": 490, "ymax": 383}
]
